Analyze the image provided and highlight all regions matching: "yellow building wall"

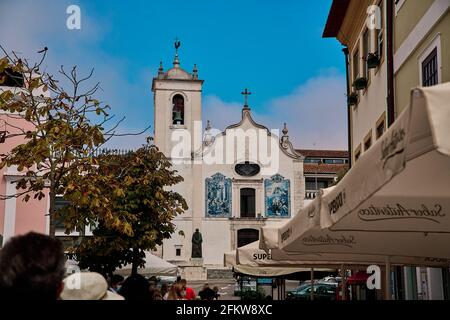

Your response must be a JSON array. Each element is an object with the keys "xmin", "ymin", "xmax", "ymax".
[
  {"xmin": 395, "ymin": 0, "xmax": 435, "ymax": 51},
  {"xmin": 395, "ymin": 12, "xmax": 450, "ymax": 115}
]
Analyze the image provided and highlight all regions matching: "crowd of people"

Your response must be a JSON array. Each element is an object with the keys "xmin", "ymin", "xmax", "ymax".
[{"xmin": 0, "ymin": 232, "xmax": 221, "ymax": 300}]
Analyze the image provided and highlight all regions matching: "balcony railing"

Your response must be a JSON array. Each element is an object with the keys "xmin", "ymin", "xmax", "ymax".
[{"xmin": 305, "ymin": 190, "xmax": 319, "ymax": 200}]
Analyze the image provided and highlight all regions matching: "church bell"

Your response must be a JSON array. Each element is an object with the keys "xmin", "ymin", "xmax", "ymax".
[{"xmin": 173, "ymin": 111, "xmax": 183, "ymax": 124}]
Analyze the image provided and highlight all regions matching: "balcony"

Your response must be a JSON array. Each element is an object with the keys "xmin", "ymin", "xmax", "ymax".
[{"xmin": 305, "ymin": 190, "xmax": 319, "ymax": 200}]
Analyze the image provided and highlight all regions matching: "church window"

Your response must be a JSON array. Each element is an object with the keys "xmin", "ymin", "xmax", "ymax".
[
  {"xmin": 176, "ymin": 248, "xmax": 181, "ymax": 256},
  {"xmin": 235, "ymin": 161, "xmax": 260, "ymax": 177},
  {"xmin": 237, "ymin": 229, "xmax": 259, "ymax": 248},
  {"xmin": 172, "ymin": 94, "xmax": 184, "ymax": 125},
  {"xmin": 240, "ymin": 188, "xmax": 256, "ymax": 218}
]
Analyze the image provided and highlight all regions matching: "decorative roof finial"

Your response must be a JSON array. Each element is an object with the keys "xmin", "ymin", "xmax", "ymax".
[
  {"xmin": 282, "ymin": 123, "xmax": 289, "ymax": 136},
  {"xmin": 204, "ymin": 120, "xmax": 213, "ymax": 146},
  {"xmin": 241, "ymin": 88, "xmax": 252, "ymax": 110},
  {"xmin": 158, "ymin": 60, "xmax": 164, "ymax": 76},
  {"xmin": 193, "ymin": 64, "xmax": 198, "ymax": 79},
  {"xmin": 281, "ymin": 123, "xmax": 290, "ymax": 149},
  {"xmin": 173, "ymin": 37, "xmax": 181, "ymax": 67}
]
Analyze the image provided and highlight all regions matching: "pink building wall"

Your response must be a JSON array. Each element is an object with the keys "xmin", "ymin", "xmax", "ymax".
[
  {"xmin": 15, "ymin": 193, "xmax": 48, "ymax": 236},
  {"xmin": 0, "ymin": 85, "xmax": 50, "ymax": 245}
]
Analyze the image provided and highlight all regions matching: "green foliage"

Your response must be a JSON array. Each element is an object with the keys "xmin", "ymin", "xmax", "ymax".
[{"xmin": 63, "ymin": 144, "xmax": 188, "ymax": 275}]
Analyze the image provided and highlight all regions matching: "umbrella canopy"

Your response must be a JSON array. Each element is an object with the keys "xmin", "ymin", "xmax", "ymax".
[
  {"xmin": 224, "ymin": 248, "xmax": 319, "ymax": 277},
  {"xmin": 259, "ymin": 226, "xmax": 450, "ymax": 268},
  {"xmin": 261, "ymin": 83, "xmax": 450, "ymax": 264},
  {"xmin": 117, "ymin": 251, "xmax": 179, "ymax": 277},
  {"xmin": 321, "ymin": 83, "xmax": 450, "ymax": 234},
  {"xmin": 237, "ymin": 241, "xmax": 336, "ymax": 269},
  {"xmin": 224, "ymin": 250, "xmax": 237, "ymax": 268}
]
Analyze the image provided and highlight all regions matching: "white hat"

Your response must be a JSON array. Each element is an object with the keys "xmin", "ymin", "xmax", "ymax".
[{"xmin": 60, "ymin": 272, "xmax": 124, "ymax": 300}]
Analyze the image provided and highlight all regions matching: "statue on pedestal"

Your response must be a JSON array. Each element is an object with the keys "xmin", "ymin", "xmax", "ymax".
[{"xmin": 191, "ymin": 228, "xmax": 203, "ymax": 258}]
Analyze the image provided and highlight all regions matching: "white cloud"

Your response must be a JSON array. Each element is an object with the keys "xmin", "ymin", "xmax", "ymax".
[
  {"xmin": 203, "ymin": 71, "xmax": 348, "ymax": 150},
  {"xmin": 0, "ymin": 1, "xmax": 347, "ymax": 151},
  {"xmin": 203, "ymin": 95, "xmax": 243, "ymax": 131},
  {"xmin": 0, "ymin": 0, "xmax": 152, "ymax": 150}
]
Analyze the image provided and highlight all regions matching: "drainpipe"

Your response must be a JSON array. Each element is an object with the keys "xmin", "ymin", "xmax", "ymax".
[
  {"xmin": 342, "ymin": 47, "xmax": 352, "ymax": 168},
  {"xmin": 386, "ymin": 0, "xmax": 395, "ymax": 127}
]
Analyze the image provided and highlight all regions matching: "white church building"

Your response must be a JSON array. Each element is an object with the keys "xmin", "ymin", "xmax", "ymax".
[{"xmin": 152, "ymin": 46, "xmax": 306, "ymax": 279}]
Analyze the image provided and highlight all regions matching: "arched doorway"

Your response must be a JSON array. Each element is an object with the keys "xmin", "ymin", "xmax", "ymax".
[{"xmin": 237, "ymin": 228, "xmax": 259, "ymax": 248}]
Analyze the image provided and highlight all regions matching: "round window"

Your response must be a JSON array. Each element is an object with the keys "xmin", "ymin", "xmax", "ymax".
[{"xmin": 235, "ymin": 162, "xmax": 260, "ymax": 177}]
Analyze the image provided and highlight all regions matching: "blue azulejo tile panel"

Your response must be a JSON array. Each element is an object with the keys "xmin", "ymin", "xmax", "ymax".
[
  {"xmin": 205, "ymin": 173, "xmax": 232, "ymax": 218},
  {"xmin": 265, "ymin": 174, "xmax": 290, "ymax": 218}
]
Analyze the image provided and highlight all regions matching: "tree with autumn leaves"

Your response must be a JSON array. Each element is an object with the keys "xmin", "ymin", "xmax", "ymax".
[
  {"xmin": 62, "ymin": 143, "xmax": 187, "ymax": 276},
  {"xmin": 0, "ymin": 47, "xmax": 187, "ymax": 275},
  {"xmin": 0, "ymin": 47, "xmax": 115, "ymax": 236}
]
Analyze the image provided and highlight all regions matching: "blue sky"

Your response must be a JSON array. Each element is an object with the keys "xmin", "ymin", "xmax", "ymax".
[{"xmin": 0, "ymin": 0, "xmax": 347, "ymax": 150}]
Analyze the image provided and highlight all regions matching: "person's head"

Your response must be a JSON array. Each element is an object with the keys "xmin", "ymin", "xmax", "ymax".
[
  {"xmin": 110, "ymin": 274, "xmax": 124, "ymax": 289},
  {"xmin": 118, "ymin": 274, "xmax": 151, "ymax": 300},
  {"xmin": 151, "ymin": 288, "xmax": 163, "ymax": 300},
  {"xmin": 213, "ymin": 286, "xmax": 219, "ymax": 293},
  {"xmin": 180, "ymin": 279, "xmax": 187, "ymax": 289},
  {"xmin": 167, "ymin": 282, "xmax": 183, "ymax": 300},
  {"xmin": 0, "ymin": 232, "xmax": 65, "ymax": 300},
  {"xmin": 203, "ymin": 283, "xmax": 210, "ymax": 290},
  {"xmin": 195, "ymin": 228, "xmax": 199, "ymax": 232},
  {"xmin": 160, "ymin": 283, "xmax": 168, "ymax": 295}
]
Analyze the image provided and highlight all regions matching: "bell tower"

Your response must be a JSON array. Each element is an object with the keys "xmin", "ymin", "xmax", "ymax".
[{"xmin": 151, "ymin": 41, "xmax": 204, "ymax": 158}]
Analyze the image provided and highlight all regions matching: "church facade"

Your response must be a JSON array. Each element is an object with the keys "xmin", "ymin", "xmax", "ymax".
[{"xmin": 152, "ymin": 48, "xmax": 305, "ymax": 276}]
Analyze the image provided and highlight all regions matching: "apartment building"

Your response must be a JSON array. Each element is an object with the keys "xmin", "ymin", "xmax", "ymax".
[{"xmin": 323, "ymin": 0, "xmax": 450, "ymax": 300}]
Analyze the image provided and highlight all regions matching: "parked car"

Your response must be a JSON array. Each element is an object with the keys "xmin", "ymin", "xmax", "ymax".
[
  {"xmin": 321, "ymin": 276, "xmax": 341, "ymax": 284},
  {"xmin": 286, "ymin": 283, "xmax": 337, "ymax": 301}
]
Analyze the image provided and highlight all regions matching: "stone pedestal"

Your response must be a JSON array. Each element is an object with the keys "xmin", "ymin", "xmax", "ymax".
[
  {"xmin": 179, "ymin": 258, "xmax": 207, "ymax": 281},
  {"xmin": 190, "ymin": 258, "xmax": 204, "ymax": 266}
]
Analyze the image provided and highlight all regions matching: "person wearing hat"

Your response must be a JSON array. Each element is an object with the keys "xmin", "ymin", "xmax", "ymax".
[{"xmin": 61, "ymin": 272, "xmax": 124, "ymax": 300}]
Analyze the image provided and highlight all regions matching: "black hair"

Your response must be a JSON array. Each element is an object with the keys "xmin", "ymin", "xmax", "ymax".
[
  {"xmin": 118, "ymin": 274, "xmax": 151, "ymax": 300},
  {"xmin": 110, "ymin": 274, "xmax": 124, "ymax": 286},
  {"xmin": 0, "ymin": 232, "xmax": 65, "ymax": 300}
]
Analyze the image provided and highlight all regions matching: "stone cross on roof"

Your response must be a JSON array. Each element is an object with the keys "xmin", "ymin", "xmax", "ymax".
[{"xmin": 241, "ymin": 88, "xmax": 252, "ymax": 108}]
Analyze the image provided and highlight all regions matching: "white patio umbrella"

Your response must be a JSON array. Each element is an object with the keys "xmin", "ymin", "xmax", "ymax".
[
  {"xmin": 260, "ymin": 222, "xmax": 450, "ymax": 268},
  {"xmin": 237, "ymin": 241, "xmax": 337, "ymax": 269},
  {"xmin": 117, "ymin": 251, "xmax": 179, "ymax": 276},
  {"xmin": 259, "ymin": 84, "xmax": 450, "ymax": 299},
  {"xmin": 224, "ymin": 248, "xmax": 315, "ymax": 277},
  {"xmin": 272, "ymin": 84, "xmax": 450, "ymax": 260},
  {"xmin": 320, "ymin": 83, "xmax": 450, "ymax": 235}
]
